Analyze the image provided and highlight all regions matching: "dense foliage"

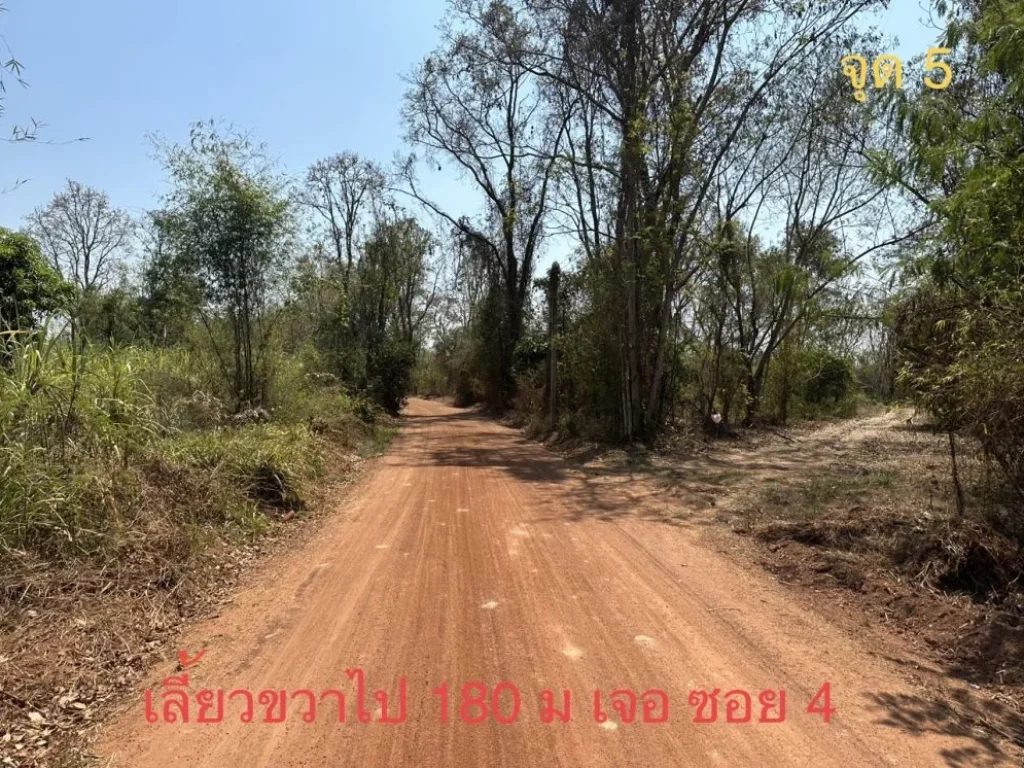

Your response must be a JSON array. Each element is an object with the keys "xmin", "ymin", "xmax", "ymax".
[
  {"xmin": 412, "ymin": 0, "xmax": 893, "ymax": 437},
  {"xmin": 885, "ymin": 0, "xmax": 1024, "ymax": 501},
  {"xmin": 409, "ymin": 0, "xmax": 1022, "ymax": 516},
  {"xmin": 0, "ymin": 120, "xmax": 433, "ymax": 562},
  {"xmin": 0, "ymin": 227, "xmax": 74, "ymax": 332}
]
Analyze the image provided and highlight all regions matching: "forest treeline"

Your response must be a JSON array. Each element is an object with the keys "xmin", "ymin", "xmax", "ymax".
[
  {"xmin": 2, "ymin": 0, "xmax": 1023, "ymax": 567},
  {"xmin": 405, "ymin": 0, "xmax": 1024, "ymax": 517},
  {"xmin": 0, "ymin": 125, "xmax": 425, "ymax": 563}
]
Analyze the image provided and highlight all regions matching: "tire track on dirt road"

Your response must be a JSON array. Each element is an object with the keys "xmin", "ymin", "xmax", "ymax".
[{"xmin": 98, "ymin": 398, "xmax": 1014, "ymax": 767}]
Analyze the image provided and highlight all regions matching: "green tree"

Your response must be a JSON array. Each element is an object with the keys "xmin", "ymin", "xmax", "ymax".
[
  {"xmin": 402, "ymin": 0, "xmax": 568, "ymax": 410},
  {"xmin": 0, "ymin": 227, "xmax": 73, "ymax": 332},
  {"xmin": 77, "ymin": 285, "xmax": 145, "ymax": 346},
  {"xmin": 354, "ymin": 215, "xmax": 436, "ymax": 413},
  {"xmin": 156, "ymin": 123, "xmax": 294, "ymax": 409},
  {"xmin": 884, "ymin": 0, "xmax": 1024, "ymax": 501},
  {"xmin": 138, "ymin": 212, "xmax": 204, "ymax": 347}
]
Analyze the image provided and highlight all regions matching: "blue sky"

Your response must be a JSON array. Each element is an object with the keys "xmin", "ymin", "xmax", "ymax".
[
  {"xmin": 0, "ymin": 1, "xmax": 942, "ymax": 253},
  {"xmin": 0, "ymin": 0, "xmax": 456, "ymax": 224}
]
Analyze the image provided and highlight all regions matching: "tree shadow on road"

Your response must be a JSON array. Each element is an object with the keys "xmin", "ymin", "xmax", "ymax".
[
  {"xmin": 395, "ymin": 408, "xmax": 762, "ymax": 527},
  {"xmin": 397, "ymin": 408, "xmax": 576, "ymax": 484},
  {"xmin": 865, "ymin": 686, "xmax": 1023, "ymax": 766}
]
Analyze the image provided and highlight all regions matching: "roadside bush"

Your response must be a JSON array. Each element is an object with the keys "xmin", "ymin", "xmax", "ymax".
[
  {"xmin": 0, "ymin": 441, "xmax": 125, "ymax": 559},
  {"xmin": 452, "ymin": 370, "xmax": 478, "ymax": 407},
  {"xmin": 804, "ymin": 352, "xmax": 854, "ymax": 405},
  {"xmin": 0, "ymin": 332, "xmax": 158, "ymax": 460},
  {"xmin": 513, "ymin": 367, "xmax": 548, "ymax": 437},
  {"xmin": 896, "ymin": 286, "xmax": 1024, "ymax": 503},
  {"xmin": 161, "ymin": 424, "xmax": 323, "ymax": 511},
  {"xmin": 0, "ymin": 331, "xmax": 387, "ymax": 564},
  {"xmin": 367, "ymin": 336, "xmax": 416, "ymax": 415},
  {"xmin": 760, "ymin": 346, "xmax": 858, "ymax": 424},
  {"xmin": 135, "ymin": 347, "xmax": 221, "ymax": 427}
]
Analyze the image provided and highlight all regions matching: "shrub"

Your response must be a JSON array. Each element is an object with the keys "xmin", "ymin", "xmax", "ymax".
[
  {"xmin": 161, "ymin": 424, "xmax": 323, "ymax": 511},
  {"xmin": 0, "ymin": 331, "xmax": 386, "ymax": 565},
  {"xmin": 367, "ymin": 336, "xmax": 416, "ymax": 415},
  {"xmin": 804, "ymin": 352, "xmax": 854, "ymax": 405}
]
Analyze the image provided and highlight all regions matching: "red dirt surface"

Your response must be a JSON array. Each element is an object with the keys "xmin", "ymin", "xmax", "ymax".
[{"xmin": 97, "ymin": 399, "xmax": 1018, "ymax": 766}]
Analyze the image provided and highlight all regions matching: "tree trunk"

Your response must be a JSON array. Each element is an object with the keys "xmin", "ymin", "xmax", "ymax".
[
  {"xmin": 613, "ymin": 0, "xmax": 647, "ymax": 443},
  {"xmin": 546, "ymin": 263, "xmax": 561, "ymax": 430},
  {"xmin": 743, "ymin": 373, "xmax": 762, "ymax": 428}
]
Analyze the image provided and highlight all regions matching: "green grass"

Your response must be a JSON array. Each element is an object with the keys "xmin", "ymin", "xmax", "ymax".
[
  {"xmin": 0, "ymin": 331, "xmax": 396, "ymax": 565},
  {"xmin": 755, "ymin": 468, "xmax": 897, "ymax": 523},
  {"xmin": 161, "ymin": 424, "xmax": 324, "ymax": 510},
  {"xmin": 359, "ymin": 422, "xmax": 399, "ymax": 458}
]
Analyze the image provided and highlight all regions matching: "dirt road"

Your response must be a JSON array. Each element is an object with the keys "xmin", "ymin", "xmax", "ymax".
[{"xmin": 98, "ymin": 399, "xmax": 1005, "ymax": 767}]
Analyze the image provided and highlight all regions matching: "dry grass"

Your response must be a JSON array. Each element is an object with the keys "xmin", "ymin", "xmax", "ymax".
[
  {"xmin": 723, "ymin": 411, "xmax": 1024, "ymax": 606},
  {"xmin": 0, "ymin": 419, "xmax": 396, "ymax": 767},
  {"xmin": 681, "ymin": 410, "xmax": 1024, "ymax": 749}
]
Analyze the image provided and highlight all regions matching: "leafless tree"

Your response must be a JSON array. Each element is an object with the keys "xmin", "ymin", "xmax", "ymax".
[
  {"xmin": 26, "ymin": 180, "xmax": 134, "ymax": 293},
  {"xmin": 493, "ymin": 0, "xmax": 888, "ymax": 438},
  {"xmin": 295, "ymin": 152, "xmax": 386, "ymax": 291},
  {"xmin": 700, "ymin": 36, "xmax": 913, "ymax": 425}
]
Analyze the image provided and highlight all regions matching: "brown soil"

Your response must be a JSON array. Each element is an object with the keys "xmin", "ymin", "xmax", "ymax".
[
  {"xmin": 0, "ymin": 442, "xmax": 375, "ymax": 767},
  {"xmin": 92, "ymin": 399, "xmax": 1022, "ymax": 766},
  {"xmin": 563, "ymin": 407, "xmax": 1024, "ymax": 758}
]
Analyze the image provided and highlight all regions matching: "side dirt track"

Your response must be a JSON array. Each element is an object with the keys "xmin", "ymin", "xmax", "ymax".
[{"xmin": 98, "ymin": 398, "xmax": 1021, "ymax": 767}]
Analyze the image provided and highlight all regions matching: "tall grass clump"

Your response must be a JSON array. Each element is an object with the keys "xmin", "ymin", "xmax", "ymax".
[
  {"xmin": 0, "ymin": 329, "xmax": 380, "ymax": 566},
  {"xmin": 161, "ymin": 424, "xmax": 323, "ymax": 511},
  {"xmin": 0, "ymin": 330, "xmax": 160, "ymax": 558}
]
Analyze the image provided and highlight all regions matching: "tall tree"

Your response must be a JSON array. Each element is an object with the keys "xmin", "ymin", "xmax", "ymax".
[
  {"xmin": 513, "ymin": 0, "xmax": 884, "ymax": 438},
  {"xmin": 138, "ymin": 211, "xmax": 204, "ymax": 347},
  {"xmin": 402, "ymin": 0, "xmax": 569, "ymax": 409},
  {"xmin": 156, "ymin": 123, "xmax": 294, "ymax": 409},
  {"xmin": 296, "ymin": 152, "xmax": 386, "ymax": 291},
  {"xmin": 346, "ymin": 214, "xmax": 436, "ymax": 413},
  {"xmin": 703, "ymin": 38, "xmax": 908, "ymax": 425},
  {"xmin": 26, "ymin": 181, "xmax": 134, "ymax": 293}
]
